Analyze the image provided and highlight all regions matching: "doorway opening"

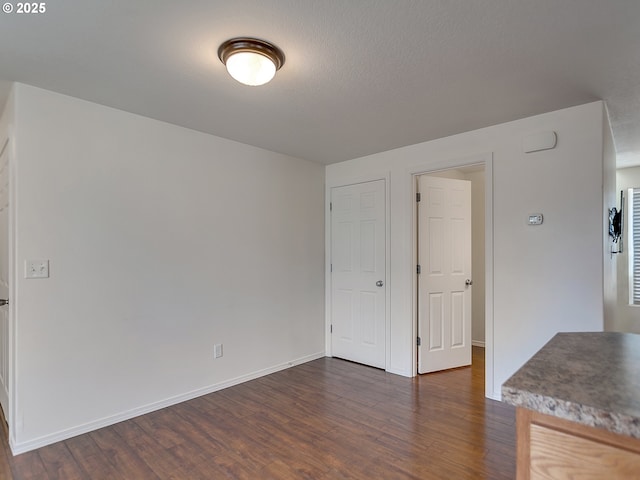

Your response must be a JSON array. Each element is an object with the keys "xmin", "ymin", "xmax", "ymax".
[{"xmin": 414, "ymin": 164, "xmax": 486, "ymax": 376}]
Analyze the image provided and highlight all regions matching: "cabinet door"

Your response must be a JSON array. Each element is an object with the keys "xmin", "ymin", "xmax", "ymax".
[
  {"xmin": 517, "ymin": 408, "xmax": 640, "ymax": 480},
  {"xmin": 530, "ymin": 424, "xmax": 640, "ymax": 479}
]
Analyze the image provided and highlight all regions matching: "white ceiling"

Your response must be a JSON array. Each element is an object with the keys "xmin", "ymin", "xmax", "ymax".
[{"xmin": 0, "ymin": 0, "xmax": 639, "ymax": 166}]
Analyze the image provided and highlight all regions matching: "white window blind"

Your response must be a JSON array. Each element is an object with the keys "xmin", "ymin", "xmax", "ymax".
[{"xmin": 631, "ymin": 188, "xmax": 640, "ymax": 305}]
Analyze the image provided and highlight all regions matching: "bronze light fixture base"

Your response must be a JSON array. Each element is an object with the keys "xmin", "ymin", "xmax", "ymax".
[{"xmin": 218, "ymin": 37, "xmax": 285, "ymax": 71}]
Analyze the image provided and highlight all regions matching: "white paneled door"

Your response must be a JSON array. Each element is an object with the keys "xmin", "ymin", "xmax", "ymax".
[
  {"xmin": 331, "ymin": 180, "xmax": 386, "ymax": 369},
  {"xmin": 418, "ymin": 175, "xmax": 472, "ymax": 374},
  {"xmin": 0, "ymin": 139, "xmax": 9, "ymax": 418}
]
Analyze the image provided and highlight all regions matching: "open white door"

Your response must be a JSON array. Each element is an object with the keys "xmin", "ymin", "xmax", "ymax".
[
  {"xmin": 418, "ymin": 175, "xmax": 471, "ymax": 374},
  {"xmin": 0, "ymin": 139, "xmax": 9, "ymax": 418},
  {"xmin": 331, "ymin": 180, "xmax": 386, "ymax": 369}
]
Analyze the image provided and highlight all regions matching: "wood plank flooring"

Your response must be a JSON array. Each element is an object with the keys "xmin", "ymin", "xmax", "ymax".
[{"xmin": 0, "ymin": 347, "xmax": 516, "ymax": 479}]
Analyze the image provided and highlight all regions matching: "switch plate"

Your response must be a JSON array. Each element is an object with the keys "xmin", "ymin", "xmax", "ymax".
[
  {"xmin": 214, "ymin": 343, "xmax": 223, "ymax": 359},
  {"xmin": 25, "ymin": 259, "xmax": 49, "ymax": 278}
]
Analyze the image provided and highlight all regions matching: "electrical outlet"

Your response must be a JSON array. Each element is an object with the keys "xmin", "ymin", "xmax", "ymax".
[{"xmin": 214, "ymin": 343, "xmax": 223, "ymax": 359}]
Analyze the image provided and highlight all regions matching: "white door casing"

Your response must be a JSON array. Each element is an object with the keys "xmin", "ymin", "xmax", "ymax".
[
  {"xmin": 0, "ymin": 138, "xmax": 9, "ymax": 418},
  {"xmin": 418, "ymin": 175, "xmax": 472, "ymax": 374},
  {"xmin": 331, "ymin": 180, "xmax": 386, "ymax": 369}
]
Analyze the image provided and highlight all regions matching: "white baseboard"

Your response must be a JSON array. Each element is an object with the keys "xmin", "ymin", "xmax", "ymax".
[
  {"xmin": 488, "ymin": 389, "xmax": 502, "ymax": 401},
  {"xmin": 386, "ymin": 366, "xmax": 413, "ymax": 377},
  {"xmin": 10, "ymin": 351, "xmax": 326, "ymax": 455},
  {"xmin": 472, "ymin": 340, "xmax": 486, "ymax": 348}
]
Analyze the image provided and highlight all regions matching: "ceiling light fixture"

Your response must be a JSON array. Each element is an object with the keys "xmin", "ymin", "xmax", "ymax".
[{"xmin": 218, "ymin": 37, "xmax": 285, "ymax": 86}]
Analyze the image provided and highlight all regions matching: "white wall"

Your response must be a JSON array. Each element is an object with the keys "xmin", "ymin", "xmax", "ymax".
[
  {"xmin": 613, "ymin": 166, "xmax": 640, "ymax": 333},
  {"xmin": 602, "ymin": 107, "xmax": 617, "ymax": 328},
  {"xmin": 7, "ymin": 84, "xmax": 325, "ymax": 453},
  {"xmin": 0, "ymin": 87, "xmax": 12, "ymax": 139},
  {"xmin": 326, "ymin": 101, "xmax": 612, "ymax": 399},
  {"xmin": 468, "ymin": 169, "xmax": 486, "ymax": 345}
]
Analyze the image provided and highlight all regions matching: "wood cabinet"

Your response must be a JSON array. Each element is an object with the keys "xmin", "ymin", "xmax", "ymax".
[{"xmin": 516, "ymin": 408, "xmax": 640, "ymax": 479}]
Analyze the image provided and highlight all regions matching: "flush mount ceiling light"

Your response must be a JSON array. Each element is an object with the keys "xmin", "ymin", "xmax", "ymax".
[{"xmin": 218, "ymin": 37, "xmax": 285, "ymax": 86}]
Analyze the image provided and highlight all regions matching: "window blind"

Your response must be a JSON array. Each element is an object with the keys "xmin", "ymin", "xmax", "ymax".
[{"xmin": 632, "ymin": 188, "xmax": 640, "ymax": 304}]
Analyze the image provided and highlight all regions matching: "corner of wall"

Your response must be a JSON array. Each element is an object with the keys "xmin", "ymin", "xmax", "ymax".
[
  {"xmin": 602, "ymin": 103, "xmax": 618, "ymax": 331},
  {"xmin": 9, "ymin": 84, "xmax": 327, "ymax": 450}
]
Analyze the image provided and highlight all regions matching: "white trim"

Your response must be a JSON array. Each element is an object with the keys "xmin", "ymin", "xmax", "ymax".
[
  {"xmin": 0, "ymin": 137, "xmax": 8, "ymax": 157},
  {"xmin": 472, "ymin": 340, "xmax": 486, "ymax": 348},
  {"xmin": 408, "ymin": 152, "xmax": 495, "ymax": 399},
  {"xmin": 0, "ymin": 131, "xmax": 16, "ymax": 448},
  {"xmin": 0, "ymin": 136, "xmax": 8, "ymax": 422},
  {"xmin": 325, "ymin": 172, "xmax": 391, "ymax": 371},
  {"xmin": 485, "ymin": 159, "xmax": 497, "ymax": 400},
  {"xmin": 9, "ymin": 351, "xmax": 325, "ymax": 455}
]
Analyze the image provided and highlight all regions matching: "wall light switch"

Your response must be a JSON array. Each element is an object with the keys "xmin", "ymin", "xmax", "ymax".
[{"xmin": 25, "ymin": 259, "xmax": 49, "ymax": 278}]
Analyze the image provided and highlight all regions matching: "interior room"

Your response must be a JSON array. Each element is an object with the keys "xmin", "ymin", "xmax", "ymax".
[{"xmin": 0, "ymin": 1, "xmax": 638, "ymax": 478}]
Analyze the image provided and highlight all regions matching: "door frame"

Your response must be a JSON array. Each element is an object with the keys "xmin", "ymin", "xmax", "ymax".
[
  {"xmin": 0, "ymin": 134, "xmax": 15, "ymax": 438},
  {"xmin": 409, "ymin": 153, "xmax": 495, "ymax": 398},
  {"xmin": 325, "ymin": 172, "xmax": 391, "ymax": 370}
]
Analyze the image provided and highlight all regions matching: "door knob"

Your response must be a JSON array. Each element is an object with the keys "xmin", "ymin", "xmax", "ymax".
[
  {"xmin": 376, "ymin": 280, "xmax": 384, "ymax": 287},
  {"xmin": 465, "ymin": 279, "xmax": 473, "ymax": 286},
  {"xmin": 0, "ymin": 299, "xmax": 8, "ymax": 306}
]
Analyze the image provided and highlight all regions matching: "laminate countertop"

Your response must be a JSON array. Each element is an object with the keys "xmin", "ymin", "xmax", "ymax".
[{"xmin": 502, "ymin": 331, "xmax": 640, "ymax": 439}]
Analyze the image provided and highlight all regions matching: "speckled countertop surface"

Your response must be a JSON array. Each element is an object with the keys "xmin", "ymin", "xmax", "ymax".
[{"xmin": 502, "ymin": 332, "xmax": 640, "ymax": 438}]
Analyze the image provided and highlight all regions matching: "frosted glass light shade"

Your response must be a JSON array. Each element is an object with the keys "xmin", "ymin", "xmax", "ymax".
[
  {"xmin": 218, "ymin": 37, "xmax": 285, "ymax": 87},
  {"xmin": 225, "ymin": 51, "xmax": 276, "ymax": 86}
]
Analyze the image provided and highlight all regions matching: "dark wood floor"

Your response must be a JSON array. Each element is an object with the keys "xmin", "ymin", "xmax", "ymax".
[{"xmin": 0, "ymin": 347, "xmax": 515, "ymax": 479}]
